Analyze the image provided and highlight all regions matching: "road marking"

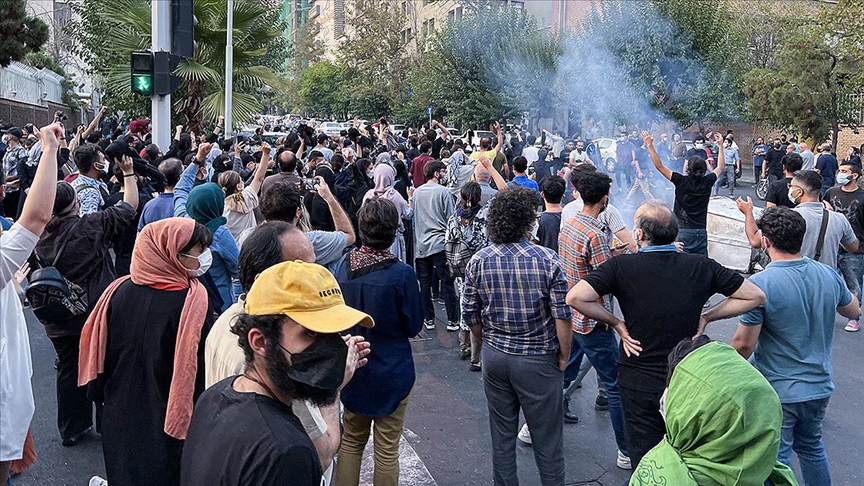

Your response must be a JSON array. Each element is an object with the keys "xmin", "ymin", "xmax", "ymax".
[{"xmin": 358, "ymin": 428, "xmax": 437, "ymax": 485}]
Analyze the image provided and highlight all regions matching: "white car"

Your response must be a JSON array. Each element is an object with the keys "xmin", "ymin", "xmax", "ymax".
[
  {"xmin": 319, "ymin": 122, "xmax": 342, "ymax": 137},
  {"xmin": 589, "ymin": 138, "xmax": 619, "ymax": 172},
  {"xmin": 472, "ymin": 130, "xmax": 497, "ymax": 148}
]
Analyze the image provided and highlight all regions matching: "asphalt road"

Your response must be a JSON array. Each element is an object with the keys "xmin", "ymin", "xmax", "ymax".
[{"xmin": 14, "ymin": 178, "xmax": 864, "ymax": 486}]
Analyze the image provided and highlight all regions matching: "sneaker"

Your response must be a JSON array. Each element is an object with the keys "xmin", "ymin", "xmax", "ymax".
[
  {"xmin": 845, "ymin": 319, "xmax": 860, "ymax": 332},
  {"xmin": 459, "ymin": 348, "xmax": 471, "ymax": 360},
  {"xmin": 423, "ymin": 319, "xmax": 435, "ymax": 330},
  {"xmin": 469, "ymin": 361, "xmax": 481, "ymax": 372},
  {"xmin": 595, "ymin": 395, "xmax": 609, "ymax": 411},
  {"xmin": 446, "ymin": 321, "xmax": 459, "ymax": 332},
  {"xmin": 563, "ymin": 398, "xmax": 579, "ymax": 424},
  {"xmin": 616, "ymin": 450, "xmax": 632, "ymax": 470},
  {"xmin": 89, "ymin": 476, "xmax": 108, "ymax": 486},
  {"xmin": 517, "ymin": 424, "xmax": 532, "ymax": 445}
]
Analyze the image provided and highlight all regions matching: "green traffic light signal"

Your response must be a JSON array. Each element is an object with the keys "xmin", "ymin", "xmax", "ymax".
[{"xmin": 132, "ymin": 74, "xmax": 153, "ymax": 95}]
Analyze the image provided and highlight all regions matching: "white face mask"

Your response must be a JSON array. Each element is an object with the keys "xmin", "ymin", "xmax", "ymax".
[
  {"xmin": 183, "ymin": 248, "xmax": 213, "ymax": 278},
  {"xmin": 787, "ymin": 188, "xmax": 799, "ymax": 204},
  {"xmin": 694, "ymin": 143, "xmax": 704, "ymax": 150},
  {"xmin": 837, "ymin": 173, "xmax": 852, "ymax": 186},
  {"xmin": 659, "ymin": 387, "xmax": 668, "ymax": 421},
  {"xmin": 97, "ymin": 161, "xmax": 109, "ymax": 174}
]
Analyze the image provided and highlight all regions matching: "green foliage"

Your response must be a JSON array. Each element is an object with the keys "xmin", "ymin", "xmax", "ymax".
[
  {"xmin": 296, "ymin": 60, "xmax": 346, "ymax": 118},
  {"xmin": 742, "ymin": 0, "xmax": 864, "ymax": 147},
  {"xmin": 69, "ymin": 0, "xmax": 286, "ymax": 132},
  {"xmin": 23, "ymin": 51, "xmax": 81, "ymax": 109},
  {"xmin": 0, "ymin": 0, "xmax": 49, "ymax": 67},
  {"xmin": 414, "ymin": 5, "xmax": 558, "ymax": 127}
]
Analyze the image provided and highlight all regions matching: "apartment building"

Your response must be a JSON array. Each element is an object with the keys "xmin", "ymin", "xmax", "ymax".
[{"xmin": 302, "ymin": 0, "xmax": 526, "ymax": 59}]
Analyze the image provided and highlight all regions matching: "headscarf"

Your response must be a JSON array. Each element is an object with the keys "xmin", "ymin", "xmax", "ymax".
[
  {"xmin": 186, "ymin": 182, "xmax": 227, "ymax": 233},
  {"xmin": 629, "ymin": 342, "xmax": 798, "ymax": 486},
  {"xmin": 78, "ymin": 218, "xmax": 210, "ymax": 440},
  {"xmin": 363, "ymin": 163, "xmax": 409, "ymax": 217},
  {"xmin": 375, "ymin": 152, "xmax": 394, "ymax": 169}
]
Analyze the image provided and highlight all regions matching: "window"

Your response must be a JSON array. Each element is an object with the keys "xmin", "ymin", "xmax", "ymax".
[
  {"xmin": 448, "ymin": 7, "xmax": 463, "ymax": 22},
  {"xmin": 422, "ymin": 18, "xmax": 435, "ymax": 37},
  {"xmin": 334, "ymin": 0, "xmax": 345, "ymax": 37},
  {"xmin": 401, "ymin": 28, "xmax": 413, "ymax": 45},
  {"xmin": 401, "ymin": 1, "xmax": 408, "ymax": 15}
]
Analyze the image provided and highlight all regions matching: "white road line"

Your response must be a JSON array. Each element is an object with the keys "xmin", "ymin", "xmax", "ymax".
[{"xmin": 358, "ymin": 428, "xmax": 437, "ymax": 485}]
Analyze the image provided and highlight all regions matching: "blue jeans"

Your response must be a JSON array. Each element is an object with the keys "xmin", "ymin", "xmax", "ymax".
[
  {"xmin": 563, "ymin": 328, "xmax": 628, "ymax": 455},
  {"xmin": 778, "ymin": 397, "xmax": 831, "ymax": 486},
  {"xmin": 677, "ymin": 228, "xmax": 708, "ymax": 256},
  {"xmin": 838, "ymin": 253, "xmax": 864, "ymax": 317},
  {"xmin": 715, "ymin": 165, "xmax": 737, "ymax": 196}
]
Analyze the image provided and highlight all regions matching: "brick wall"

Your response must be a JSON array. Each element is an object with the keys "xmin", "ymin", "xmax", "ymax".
[{"xmin": 0, "ymin": 98, "xmax": 84, "ymax": 129}]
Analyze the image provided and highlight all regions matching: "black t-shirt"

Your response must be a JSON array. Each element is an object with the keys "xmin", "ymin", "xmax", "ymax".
[
  {"xmin": 825, "ymin": 186, "xmax": 864, "ymax": 254},
  {"xmin": 763, "ymin": 148, "xmax": 785, "ymax": 178},
  {"xmin": 583, "ymin": 252, "xmax": 744, "ymax": 391},
  {"xmin": 536, "ymin": 211, "xmax": 562, "ymax": 253},
  {"xmin": 180, "ymin": 377, "xmax": 323, "ymax": 486},
  {"xmin": 765, "ymin": 177, "xmax": 795, "ymax": 208},
  {"xmin": 670, "ymin": 172, "xmax": 717, "ymax": 229}
]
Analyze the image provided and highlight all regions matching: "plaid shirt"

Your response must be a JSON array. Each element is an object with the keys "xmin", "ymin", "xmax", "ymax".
[
  {"xmin": 558, "ymin": 213, "xmax": 612, "ymax": 334},
  {"xmin": 462, "ymin": 238, "xmax": 572, "ymax": 356}
]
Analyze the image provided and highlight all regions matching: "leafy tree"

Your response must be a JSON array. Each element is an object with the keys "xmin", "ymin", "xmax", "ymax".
[
  {"xmin": 744, "ymin": 32, "xmax": 858, "ymax": 148},
  {"xmin": 416, "ymin": 5, "xmax": 558, "ymax": 127},
  {"xmin": 296, "ymin": 60, "xmax": 346, "ymax": 118},
  {"xmin": 70, "ymin": 0, "xmax": 285, "ymax": 133},
  {"xmin": 336, "ymin": 0, "xmax": 411, "ymax": 119},
  {"xmin": 0, "ymin": 0, "xmax": 49, "ymax": 67}
]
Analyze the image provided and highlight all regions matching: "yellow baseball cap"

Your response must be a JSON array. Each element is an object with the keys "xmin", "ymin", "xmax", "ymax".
[{"xmin": 245, "ymin": 260, "xmax": 374, "ymax": 332}]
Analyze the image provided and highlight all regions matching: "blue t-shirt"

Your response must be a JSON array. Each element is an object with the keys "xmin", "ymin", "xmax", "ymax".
[
  {"xmin": 741, "ymin": 257, "xmax": 852, "ymax": 403},
  {"xmin": 509, "ymin": 175, "xmax": 540, "ymax": 195},
  {"xmin": 138, "ymin": 192, "xmax": 176, "ymax": 231},
  {"xmin": 0, "ymin": 216, "xmax": 12, "ymax": 231}
]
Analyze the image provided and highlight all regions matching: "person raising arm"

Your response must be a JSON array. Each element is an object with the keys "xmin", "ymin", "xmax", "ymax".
[{"xmin": 313, "ymin": 175, "xmax": 356, "ymax": 247}]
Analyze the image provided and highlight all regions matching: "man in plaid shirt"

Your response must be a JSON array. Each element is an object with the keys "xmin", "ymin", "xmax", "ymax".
[
  {"xmin": 557, "ymin": 171, "xmax": 631, "ymax": 470},
  {"xmin": 463, "ymin": 187, "xmax": 572, "ymax": 486}
]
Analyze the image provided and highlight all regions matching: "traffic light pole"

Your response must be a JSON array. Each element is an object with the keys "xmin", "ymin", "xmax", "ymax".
[{"xmin": 152, "ymin": 0, "xmax": 172, "ymax": 152}]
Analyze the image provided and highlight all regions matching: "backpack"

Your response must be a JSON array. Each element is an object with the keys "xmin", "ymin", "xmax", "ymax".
[
  {"xmin": 26, "ymin": 220, "xmax": 88, "ymax": 324},
  {"xmin": 445, "ymin": 231, "xmax": 473, "ymax": 279}
]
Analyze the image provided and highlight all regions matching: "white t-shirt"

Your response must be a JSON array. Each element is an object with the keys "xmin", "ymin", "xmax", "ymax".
[
  {"xmin": 0, "ymin": 223, "xmax": 38, "ymax": 461},
  {"xmin": 523, "ymin": 146, "xmax": 540, "ymax": 165},
  {"xmin": 560, "ymin": 199, "xmax": 628, "ymax": 244}
]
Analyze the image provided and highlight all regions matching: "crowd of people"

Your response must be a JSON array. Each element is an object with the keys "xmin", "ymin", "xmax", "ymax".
[{"xmin": 0, "ymin": 110, "xmax": 861, "ymax": 486}]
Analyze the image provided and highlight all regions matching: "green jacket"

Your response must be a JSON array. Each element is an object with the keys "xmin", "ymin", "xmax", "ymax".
[{"xmin": 630, "ymin": 341, "xmax": 798, "ymax": 486}]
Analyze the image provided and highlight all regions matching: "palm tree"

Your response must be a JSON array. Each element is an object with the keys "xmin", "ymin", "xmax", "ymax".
[{"xmin": 72, "ymin": 0, "xmax": 284, "ymax": 133}]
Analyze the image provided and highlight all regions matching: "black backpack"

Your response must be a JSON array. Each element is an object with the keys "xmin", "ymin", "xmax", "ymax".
[{"xmin": 26, "ymin": 220, "xmax": 88, "ymax": 324}]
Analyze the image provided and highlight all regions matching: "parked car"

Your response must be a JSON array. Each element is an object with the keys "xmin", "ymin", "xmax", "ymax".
[
  {"xmin": 472, "ymin": 130, "xmax": 497, "ymax": 148},
  {"xmin": 319, "ymin": 121, "xmax": 342, "ymax": 137},
  {"xmin": 586, "ymin": 137, "xmax": 618, "ymax": 173}
]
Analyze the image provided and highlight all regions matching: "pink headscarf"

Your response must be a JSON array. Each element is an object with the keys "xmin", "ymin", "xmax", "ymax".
[{"xmin": 363, "ymin": 163, "xmax": 409, "ymax": 216}]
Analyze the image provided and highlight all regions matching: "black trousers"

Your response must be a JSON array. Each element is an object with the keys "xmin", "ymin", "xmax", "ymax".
[
  {"xmin": 50, "ymin": 335, "xmax": 98, "ymax": 441},
  {"xmin": 415, "ymin": 251, "xmax": 458, "ymax": 322},
  {"xmin": 619, "ymin": 379, "xmax": 666, "ymax": 469}
]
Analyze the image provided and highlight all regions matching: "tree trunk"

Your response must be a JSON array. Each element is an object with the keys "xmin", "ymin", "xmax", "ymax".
[
  {"xmin": 183, "ymin": 79, "xmax": 204, "ymax": 135},
  {"xmin": 828, "ymin": 53, "xmax": 839, "ymax": 150}
]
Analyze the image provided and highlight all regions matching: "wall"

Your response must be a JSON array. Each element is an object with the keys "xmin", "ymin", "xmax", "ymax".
[{"xmin": 0, "ymin": 62, "xmax": 82, "ymax": 127}]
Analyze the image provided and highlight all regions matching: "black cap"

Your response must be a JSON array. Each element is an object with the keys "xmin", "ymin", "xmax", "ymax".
[{"xmin": 2, "ymin": 127, "xmax": 23, "ymax": 139}]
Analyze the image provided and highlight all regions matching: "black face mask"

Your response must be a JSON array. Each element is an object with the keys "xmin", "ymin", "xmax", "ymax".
[
  {"xmin": 774, "ymin": 144, "xmax": 781, "ymax": 149},
  {"xmin": 264, "ymin": 333, "xmax": 347, "ymax": 407}
]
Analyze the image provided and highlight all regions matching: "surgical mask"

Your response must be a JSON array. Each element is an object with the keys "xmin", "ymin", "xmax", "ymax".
[
  {"xmin": 787, "ymin": 188, "xmax": 799, "ymax": 204},
  {"xmin": 97, "ymin": 162, "xmax": 109, "ymax": 174},
  {"xmin": 837, "ymin": 173, "xmax": 851, "ymax": 185},
  {"xmin": 183, "ymin": 247, "xmax": 213, "ymax": 278},
  {"xmin": 659, "ymin": 387, "xmax": 668, "ymax": 421},
  {"xmin": 278, "ymin": 333, "xmax": 348, "ymax": 390},
  {"xmin": 694, "ymin": 143, "xmax": 704, "ymax": 150}
]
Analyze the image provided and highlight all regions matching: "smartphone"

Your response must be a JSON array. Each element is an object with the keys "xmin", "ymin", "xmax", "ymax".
[{"xmin": 303, "ymin": 178, "xmax": 319, "ymax": 191}]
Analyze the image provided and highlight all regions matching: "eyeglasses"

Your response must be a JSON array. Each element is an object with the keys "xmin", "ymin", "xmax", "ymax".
[{"xmin": 787, "ymin": 184, "xmax": 804, "ymax": 191}]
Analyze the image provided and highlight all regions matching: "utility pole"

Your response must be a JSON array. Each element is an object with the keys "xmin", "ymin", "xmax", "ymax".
[
  {"xmin": 151, "ymin": 0, "xmax": 171, "ymax": 151},
  {"xmin": 224, "ymin": 0, "xmax": 234, "ymax": 138}
]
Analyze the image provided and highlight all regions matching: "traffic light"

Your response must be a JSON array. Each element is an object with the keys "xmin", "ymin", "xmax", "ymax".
[
  {"xmin": 172, "ymin": 0, "xmax": 197, "ymax": 59},
  {"xmin": 131, "ymin": 51, "xmax": 154, "ymax": 96},
  {"xmin": 153, "ymin": 52, "xmax": 182, "ymax": 96}
]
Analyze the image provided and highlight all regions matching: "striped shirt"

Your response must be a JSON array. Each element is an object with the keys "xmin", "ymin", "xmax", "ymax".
[{"xmin": 462, "ymin": 238, "xmax": 572, "ymax": 356}]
